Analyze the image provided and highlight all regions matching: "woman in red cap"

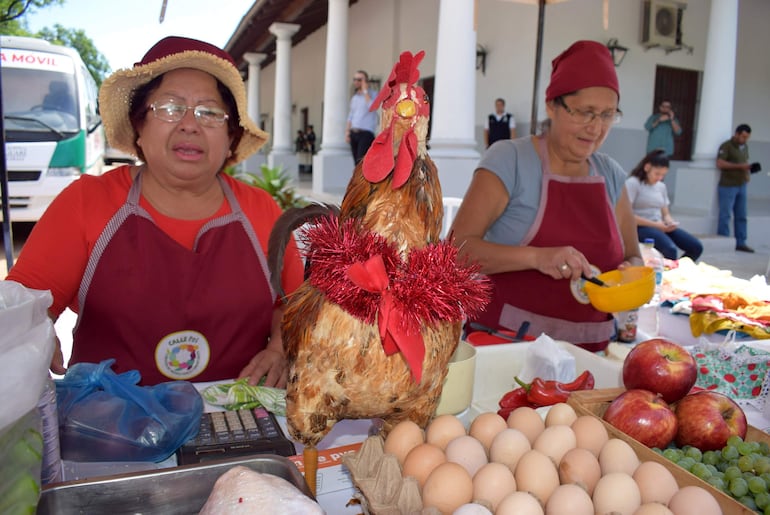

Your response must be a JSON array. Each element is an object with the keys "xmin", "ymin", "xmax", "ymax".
[
  {"xmin": 7, "ymin": 36, "xmax": 304, "ymax": 385},
  {"xmin": 452, "ymin": 40, "xmax": 642, "ymax": 352}
]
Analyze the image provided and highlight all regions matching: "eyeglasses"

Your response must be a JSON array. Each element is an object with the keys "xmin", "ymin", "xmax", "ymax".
[
  {"xmin": 556, "ymin": 97, "xmax": 622, "ymax": 126},
  {"xmin": 148, "ymin": 100, "xmax": 229, "ymax": 128},
  {"xmin": 352, "ymin": 77, "xmax": 364, "ymax": 82}
]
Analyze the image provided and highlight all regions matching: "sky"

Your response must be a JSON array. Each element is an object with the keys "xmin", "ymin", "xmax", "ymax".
[{"xmin": 24, "ymin": 0, "xmax": 255, "ymax": 71}]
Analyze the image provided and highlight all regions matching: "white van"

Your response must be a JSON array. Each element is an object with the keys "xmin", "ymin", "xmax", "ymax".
[{"xmin": 1, "ymin": 36, "xmax": 105, "ymax": 222}]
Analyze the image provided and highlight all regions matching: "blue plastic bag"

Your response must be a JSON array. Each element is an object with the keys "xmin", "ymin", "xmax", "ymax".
[{"xmin": 55, "ymin": 359, "xmax": 203, "ymax": 463}]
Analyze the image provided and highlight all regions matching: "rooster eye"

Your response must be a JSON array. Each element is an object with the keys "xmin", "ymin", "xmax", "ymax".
[{"xmin": 395, "ymin": 99, "xmax": 416, "ymax": 118}]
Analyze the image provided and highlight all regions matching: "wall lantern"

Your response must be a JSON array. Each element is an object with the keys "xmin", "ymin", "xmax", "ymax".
[
  {"xmin": 606, "ymin": 38, "xmax": 628, "ymax": 67},
  {"xmin": 476, "ymin": 45, "xmax": 488, "ymax": 74}
]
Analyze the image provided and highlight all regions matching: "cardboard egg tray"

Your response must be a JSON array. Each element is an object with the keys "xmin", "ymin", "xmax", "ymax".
[
  {"xmin": 568, "ymin": 387, "xmax": 770, "ymax": 515},
  {"xmin": 341, "ymin": 435, "xmax": 432, "ymax": 515}
]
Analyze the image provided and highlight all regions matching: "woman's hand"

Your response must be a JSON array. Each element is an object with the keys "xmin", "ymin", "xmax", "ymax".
[
  {"xmin": 50, "ymin": 336, "xmax": 67, "ymax": 376},
  {"xmin": 536, "ymin": 246, "xmax": 594, "ymax": 281},
  {"xmin": 238, "ymin": 347, "xmax": 288, "ymax": 388}
]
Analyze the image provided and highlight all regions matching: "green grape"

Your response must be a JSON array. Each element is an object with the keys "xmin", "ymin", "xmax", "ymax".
[
  {"xmin": 716, "ymin": 459, "xmax": 730, "ymax": 472},
  {"xmin": 738, "ymin": 494, "xmax": 757, "ymax": 510},
  {"xmin": 725, "ymin": 465, "xmax": 743, "ymax": 481},
  {"xmin": 730, "ymin": 476, "xmax": 749, "ymax": 497},
  {"xmin": 756, "ymin": 491, "xmax": 770, "ymax": 510},
  {"xmin": 690, "ymin": 462, "xmax": 712, "ymax": 480},
  {"xmin": 756, "ymin": 456, "xmax": 770, "ymax": 474},
  {"xmin": 749, "ymin": 475, "xmax": 768, "ymax": 494},
  {"xmin": 759, "ymin": 441, "xmax": 770, "ymax": 456},
  {"xmin": 685, "ymin": 445, "xmax": 703, "ymax": 462},
  {"xmin": 738, "ymin": 454, "xmax": 756, "ymax": 472},
  {"xmin": 707, "ymin": 475, "xmax": 727, "ymax": 492},
  {"xmin": 727, "ymin": 435, "xmax": 745, "ymax": 447},
  {"xmin": 677, "ymin": 456, "xmax": 697, "ymax": 472},
  {"xmin": 738, "ymin": 440, "xmax": 755, "ymax": 456},
  {"xmin": 663, "ymin": 447, "xmax": 683, "ymax": 462},
  {"xmin": 702, "ymin": 449, "xmax": 720, "ymax": 466},
  {"xmin": 723, "ymin": 444, "xmax": 740, "ymax": 461},
  {"xmin": 652, "ymin": 447, "xmax": 664, "ymax": 455}
]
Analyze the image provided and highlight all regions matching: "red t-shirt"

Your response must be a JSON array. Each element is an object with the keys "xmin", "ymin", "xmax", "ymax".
[{"xmin": 7, "ymin": 166, "xmax": 304, "ymax": 316}]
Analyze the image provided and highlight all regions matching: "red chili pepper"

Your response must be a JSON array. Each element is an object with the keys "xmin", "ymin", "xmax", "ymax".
[
  {"xmin": 561, "ymin": 370, "xmax": 595, "ymax": 392},
  {"xmin": 498, "ymin": 387, "xmax": 530, "ymax": 409},
  {"xmin": 497, "ymin": 386, "xmax": 534, "ymax": 420},
  {"xmin": 523, "ymin": 370, "xmax": 596, "ymax": 407}
]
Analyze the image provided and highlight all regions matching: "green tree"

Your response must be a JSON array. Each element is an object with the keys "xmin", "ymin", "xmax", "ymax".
[
  {"xmin": 0, "ymin": 0, "xmax": 62, "ymax": 32},
  {"xmin": 0, "ymin": 0, "xmax": 111, "ymax": 87},
  {"xmin": 36, "ymin": 24, "xmax": 110, "ymax": 87}
]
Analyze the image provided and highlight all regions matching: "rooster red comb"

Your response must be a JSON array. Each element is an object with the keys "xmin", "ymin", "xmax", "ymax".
[{"xmin": 370, "ymin": 50, "xmax": 425, "ymax": 112}]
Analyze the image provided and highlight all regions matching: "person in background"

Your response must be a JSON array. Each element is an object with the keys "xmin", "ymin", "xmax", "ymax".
[
  {"xmin": 717, "ymin": 123, "xmax": 754, "ymax": 253},
  {"xmin": 644, "ymin": 99, "xmax": 682, "ymax": 156},
  {"xmin": 345, "ymin": 70, "xmax": 377, "ymax": 163},
  {"xmin": 295, "ymin": 129, "xmax": 307, "ymax": 152},
  {"xmin": 5, "ymin": 36, "xmax": 304, "ymax": 386},
  {"xmin": 626, "ymin": 149, "xmax": 703, "ymax": 262},
  {"xmin": 484, "ymin": 97, "xmax": 516, "ymax": 147},
  {"xmin": 450, "ymin": 40, "xmax": 641, "ymax": 352},
  {"xmin": 305, "ymin": 124, "xmax": 316, "ymax": 154}
]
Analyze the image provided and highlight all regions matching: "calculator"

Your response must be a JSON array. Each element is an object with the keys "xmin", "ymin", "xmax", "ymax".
[{"xmin": 176, "ymin": 407, "xmax": 296, "ymax": 465}]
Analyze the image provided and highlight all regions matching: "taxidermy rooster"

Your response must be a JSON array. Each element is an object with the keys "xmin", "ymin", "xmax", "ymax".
[{"xmin": 268, "ymin": 50, "xmax": 489, "ymax": 494}]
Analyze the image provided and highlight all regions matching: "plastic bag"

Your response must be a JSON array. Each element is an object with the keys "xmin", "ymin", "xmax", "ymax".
[
  {"xmin": 0, "ymin": 281, "xmax": 55, "ymax": 433},
  {"xmin": 56, "ymin": 359, "xmax": 203, "ymax": 463},
  {"xmin": 517, "ymin": 333, "xmax": 576, "ymax": 383}
]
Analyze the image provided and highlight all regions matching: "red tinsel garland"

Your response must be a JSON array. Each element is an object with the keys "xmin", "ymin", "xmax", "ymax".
[{"xmin": 300, "ymin": 216, "xmax": 490, "ymax": 331}]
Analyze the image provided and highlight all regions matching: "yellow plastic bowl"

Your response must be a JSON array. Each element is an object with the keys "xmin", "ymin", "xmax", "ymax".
[{"xmin": 583, "ymin": 266, "xmax": 655, "ymax": 313}]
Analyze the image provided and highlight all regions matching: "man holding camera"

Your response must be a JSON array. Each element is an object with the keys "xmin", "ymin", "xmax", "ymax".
[
  {"xmin": 716, "ymin": 124, "xmax": 760, "ymax": 253},
  {"xmin": 644, "ymin": 100, "xmax": 682, "ymax": 156}
]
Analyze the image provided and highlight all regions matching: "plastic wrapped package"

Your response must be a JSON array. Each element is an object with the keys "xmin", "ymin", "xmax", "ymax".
[{"xmin": 56, "ymin": 359, "xmax": 204, "ymax": 462}]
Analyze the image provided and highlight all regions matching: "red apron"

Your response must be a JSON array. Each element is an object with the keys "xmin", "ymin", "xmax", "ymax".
[
  {"xmin": 472, "ymin": 137, "xmax": 624, "ymax": 352},
  {"xmin": 70, "ymin": 172, "xmax": 275, "ymax": 385}
]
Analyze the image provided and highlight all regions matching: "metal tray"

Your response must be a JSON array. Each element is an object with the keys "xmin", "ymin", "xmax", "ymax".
[{"xmin": 37, "ymin": 454, "xmax": 314, "ymax": 514}]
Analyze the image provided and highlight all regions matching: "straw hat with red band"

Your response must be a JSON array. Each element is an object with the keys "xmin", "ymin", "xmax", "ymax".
[
  {"xmin": 545, "ymin": 40, "xmax": 619, "ymax": 102},
  {"xmin": 99, "ymin": 36, "xmax": 268, "ymax": 168}
]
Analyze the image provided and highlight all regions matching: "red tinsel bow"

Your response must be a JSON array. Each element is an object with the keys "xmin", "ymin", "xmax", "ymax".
[{"xmin": 347, "ymin": 254, "xmax": 426, "ymax": 383}]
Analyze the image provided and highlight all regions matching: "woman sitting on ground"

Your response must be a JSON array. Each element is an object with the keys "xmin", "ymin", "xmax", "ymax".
[{"xmin": 625, "ymin": 149, "xmax": 703, "ymax": 262}]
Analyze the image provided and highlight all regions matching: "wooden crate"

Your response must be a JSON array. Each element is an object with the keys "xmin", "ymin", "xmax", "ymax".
[{"xmin": 567, "ymin": 388, "xmax": 770, "ymax": 515}]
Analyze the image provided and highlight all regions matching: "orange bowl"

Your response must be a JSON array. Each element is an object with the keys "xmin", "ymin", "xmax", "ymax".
[{"xmin": 583, "ymin": 266, "xmax": 655, "ymax": 313}]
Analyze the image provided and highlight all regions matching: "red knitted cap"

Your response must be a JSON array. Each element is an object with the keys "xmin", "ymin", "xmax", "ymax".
[{"xmin": 545, "ymin": 40, "xmax": 619, "ymax": 102}]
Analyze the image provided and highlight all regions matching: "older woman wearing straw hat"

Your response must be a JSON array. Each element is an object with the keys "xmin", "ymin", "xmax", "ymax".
[
  {"xmin": 7, "ymin": 36, "xmax": 304, "ymax": 386},
  {"xmin": 451, "ymin": 40, "xmax": 642, "ymax": 352}
]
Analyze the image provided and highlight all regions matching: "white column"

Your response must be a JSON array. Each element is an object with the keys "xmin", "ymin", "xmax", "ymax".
[
  {"xmin": 243, "ymin": 52, "xmax": 267, "ymax": 172},
  {"xmin": 672, "ymin": 0, "xmax": 739, "ymax": 228},
  {"xmin": 429, "ymin": 0, "xmax": 480, "ymax": 198},
  {"xmin": 313, "ymin": 0, "xmax": 354, "ymax": 195},
  {"xmin": 692, "ymin": 0, "xmax": 739, "ymax": 163},
  {"xmin": 268, "ymin": 22, "xmax": 300, "ymax": 180}
]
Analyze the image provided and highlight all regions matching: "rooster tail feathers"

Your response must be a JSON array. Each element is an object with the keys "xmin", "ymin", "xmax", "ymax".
[{"xmin": 267, "ymin": 203, "xmax": 340, "ymax": 298}]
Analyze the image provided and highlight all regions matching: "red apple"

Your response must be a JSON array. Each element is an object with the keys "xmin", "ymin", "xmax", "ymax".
[
  {"xmin": 675, "ymin": 391, "xmax": 748, "ymax": 451},
  {"xmin": 622, "ymin": 338, "xmax": 697, "ymax": 404},
  {"xmin": 603, "ymin": 388, "xmax": 678, "ymax": 449}
]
